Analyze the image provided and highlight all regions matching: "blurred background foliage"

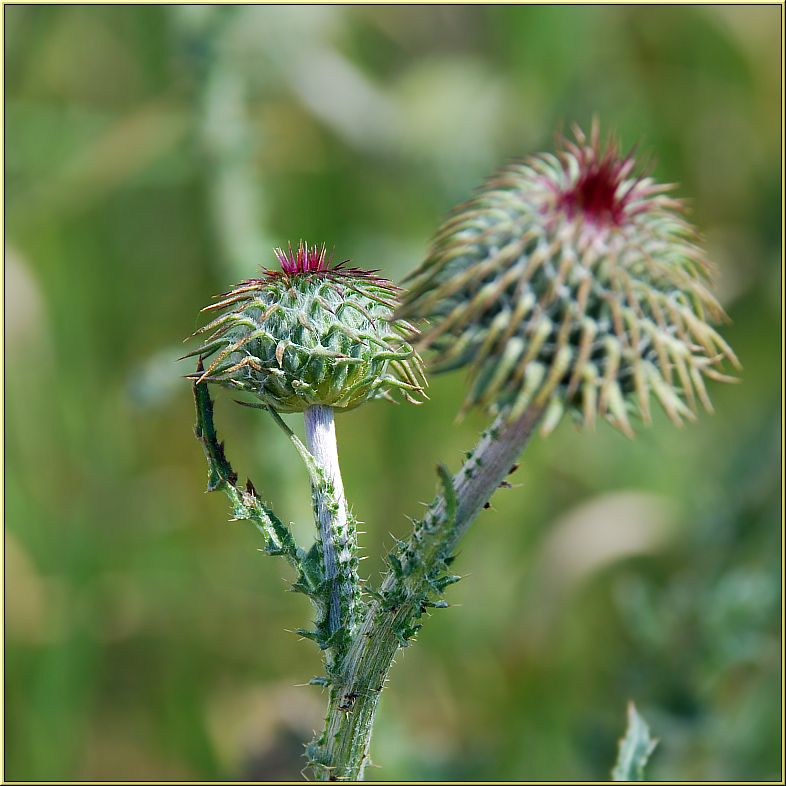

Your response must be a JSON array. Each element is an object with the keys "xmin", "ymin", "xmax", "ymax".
[{"xmin": 4, "ymin": 4, "xmax": 781, "ymax": 781}]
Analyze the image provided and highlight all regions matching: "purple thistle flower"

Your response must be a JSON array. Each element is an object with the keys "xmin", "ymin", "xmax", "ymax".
[
  {"xmin": 398, "ymin": 121, "xmax": 740, "ymax": 437},
  {"xmin": 186, "ymin": 243, "xmax": 426, "ymax": 412},
  {"xmin": 274, "ymin": 241, "xmax": 335, "ymax": 274}
]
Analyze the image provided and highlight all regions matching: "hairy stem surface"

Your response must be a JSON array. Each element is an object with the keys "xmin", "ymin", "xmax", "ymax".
[
  {"xmin": 307, "ymin": 403, "xmax": 545, "ymax": 781},
  {"xmin": 304, "ymin": 405, "xmax": 354, "ymax": 638}
]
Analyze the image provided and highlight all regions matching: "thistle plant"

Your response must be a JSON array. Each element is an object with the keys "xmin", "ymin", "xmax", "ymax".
[
  {"xmin": 187, "ymin": 124, "xmax": 738, "ymax": 781},
  {"xmin": 185, "ymin": 242, "xmax": 425, "ymax": 660}
]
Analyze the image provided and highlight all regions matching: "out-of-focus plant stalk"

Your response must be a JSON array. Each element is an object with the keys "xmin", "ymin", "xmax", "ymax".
[{"xmin": 196, "ymin": 8, "xmax": 270, "ymax": 279}]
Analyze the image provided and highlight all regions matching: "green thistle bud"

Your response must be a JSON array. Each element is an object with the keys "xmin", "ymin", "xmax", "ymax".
[
  {"xmin": 398, "ymin": 122, "xmax": 740, "ymax": 437},
  {"xmin": 187, "ymin": 242, "xmax": 426, "ymax": 412}
]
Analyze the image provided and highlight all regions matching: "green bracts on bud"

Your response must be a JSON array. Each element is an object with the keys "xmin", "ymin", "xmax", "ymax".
[
  {"xmin": 398, "ymin": 123, "xmax": 740, "ymax": 437},
  {"xmin": 186, "ymin": 242, "xmax": 426, "ymax": 413}
]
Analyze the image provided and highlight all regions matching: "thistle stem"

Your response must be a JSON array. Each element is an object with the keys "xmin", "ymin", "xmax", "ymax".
[
  {"xmin": 304, "ymin": 404, "xmax": 351, "ymax": 636},
  {"xmin": 307, "ymin": 403, "xmax": 545, "ymax": 781}
]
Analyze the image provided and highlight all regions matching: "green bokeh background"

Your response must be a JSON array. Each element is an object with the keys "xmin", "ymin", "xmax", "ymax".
[{"xmin": 5, "ymin": 4, "xmax": 781, "ymax": 781}]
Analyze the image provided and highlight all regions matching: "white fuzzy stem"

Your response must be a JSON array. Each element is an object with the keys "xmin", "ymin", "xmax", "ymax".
[{"xmin": 304, "ymin": 404, "xmax": 349, "ymax": 635}]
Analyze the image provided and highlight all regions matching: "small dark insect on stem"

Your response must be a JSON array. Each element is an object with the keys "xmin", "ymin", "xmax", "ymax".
[{"xmin": 338, "ymin": 691, "xmax": 360, "ymax": 712}]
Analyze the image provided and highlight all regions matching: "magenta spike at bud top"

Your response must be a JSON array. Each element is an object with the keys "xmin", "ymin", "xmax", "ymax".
[
  {"xmin": 398, "ymin": 121, "xmax": 740, "ymax": 437},
  {"xmin": 186, "ymin": 241, "xmax": 426, "ymax": 413},
  {"xmin": 275, "ymin": 241, "xmax": 333, "ymax": 274}
]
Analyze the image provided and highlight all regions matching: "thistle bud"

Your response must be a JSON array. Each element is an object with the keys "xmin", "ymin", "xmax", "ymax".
[
  {"xmin": 187, "ymin": 242, "xmax": 426, "ymax": 412},
  {"xmin": 398, "ymin": 123, "xmax": 739, "ymax": 437}
]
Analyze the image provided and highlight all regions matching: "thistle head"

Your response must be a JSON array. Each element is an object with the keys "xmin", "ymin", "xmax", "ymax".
[
  {"xmin": 398, "ymin": 121, "xmax": 739, "ymax": 437},
  {"xmin": 186, "ymin": 242, "xmax": 426, "ymax": 413}
]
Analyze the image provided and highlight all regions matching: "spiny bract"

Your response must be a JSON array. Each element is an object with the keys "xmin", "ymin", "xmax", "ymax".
[
  {"xmin": 187, "ymin": 242, "xmax": 426, "ymax": 413},
  {"xmin": 398, "ymin": 122, "xmax": 739, "ymax": 437}
]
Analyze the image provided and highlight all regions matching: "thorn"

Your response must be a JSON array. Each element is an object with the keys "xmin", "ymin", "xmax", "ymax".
[{"xmin": 233, "ymin": 398, "xmax": 268, "ymax": 410}]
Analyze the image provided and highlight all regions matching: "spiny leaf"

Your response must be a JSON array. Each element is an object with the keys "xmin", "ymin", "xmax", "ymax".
[
  {"xmin": 612, "ymin": 702, "xmax": 659, "ymax": 782},
  {"xmin": 193, "ymin": 371, "xmax": 237, "ymax": 491},
  {"xmin": 437, "ymin": 462, "xmax": 458, "ymax": 525},
  {"xmin": 295, "ymin": 628, "xmax": 325, "ymax": 645},
  {"xmin": 427, "ymin": 573, "xmax": 462, "ymax": 595},
  {"xmin": 387, "ymin": 552, "xmax": 404, "ymax": 578},
  {"xmin": 301, "ymin": 542, "xmax": 326, "ymax": 587}
]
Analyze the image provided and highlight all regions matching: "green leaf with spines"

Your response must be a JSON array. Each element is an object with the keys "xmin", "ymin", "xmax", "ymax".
[
  {"xmin": 612, "ymin": 702, "xmax": 658, "ymax": 781},
  {"xmin": 309, "ymin": 676, "xmax": 330, "ymax": 688},
  {"xmin": 394, "ymin": 630, "xmax": 411, "ymax": 648},
  {"xmin": 325, "ymin": 626, "xmax": 351, "ymax": 653},
  {"xmin": 289, "ymin": 579, "xmax": 313, "ymax": 596},
  {"xmin": 387, "ymin": 552, "xmax": 404, "ymax": 578},
  {"xmin": 301, "ymin": 542, "xmax": 326, "ymax": 588},
  {"xmin": 427, "ymin": 573, "xmax": 462, "ymax": 595},
  {"xmin": 295, "ymin": 628, "xmax": 325, "ymax": 645},
  {"xmin": 381, "ymin": 587, "xmax": 407, "ymax": 611},
  {"xmin": 362, "ymin": 585, "xmax": 384, "ymax": 601},
  {"xmin": 419, "ymin": 599, "xmax": 450, "ymax": 610},
  {"xmin": 396, "ymin": 621, "xmax": 422, "ymax": 643}
]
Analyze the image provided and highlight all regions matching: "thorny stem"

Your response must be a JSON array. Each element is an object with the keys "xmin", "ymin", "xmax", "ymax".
[
  {"xmin": 435, "ymin": 405, "xmax": 546, "ymax": 552},
  {"xmin": 304, "ymin": 405, "xmax": 352, "ymax": 636},
  {"xmin": 307, "ymin": 403, "xmax": 545, "ymax": 781},
  {"xmin": 195, "ymin": 367, "xmax": 543, "ymax": 780},
  {"xmin": 194, "ymin": 363, "xmax": 544, "ymax": 781}
]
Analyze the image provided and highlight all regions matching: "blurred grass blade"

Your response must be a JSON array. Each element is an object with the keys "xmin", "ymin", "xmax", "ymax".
[{"xmin": 612, "ymin": 702, "xmax": 658, "ymax": 781}]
